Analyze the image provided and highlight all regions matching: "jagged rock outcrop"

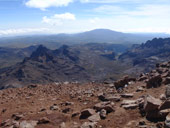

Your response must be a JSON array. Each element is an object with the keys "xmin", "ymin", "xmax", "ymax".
[
  {"xmin": 119, "ymin": 38, "xmax": 170, "ymax": 74},
  {"xmin": 0, "ymin": 45, "xmax": 90, "ymax": 89}
]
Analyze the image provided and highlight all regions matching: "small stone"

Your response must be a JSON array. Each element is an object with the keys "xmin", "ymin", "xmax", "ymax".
[
  {"xmin": 136, "ymin": 87, "xmax": 144, "ymax": 92},
  {"xmin": 100, "ymin": 109, "xmax": 107, "ymax": 119},
  {"xmin": 80, "ymin": 122, "xmax": 97, "ymax": 128},
  {"xmin": 50, "ymin": 104, "xmax": 59, "ymax": 110},
  {"xmin": 165, "ymin": 113, "xmax": 170, "ymax": 128},
  {"xmin": 38, "ymin": 117, "xmax": 50, "ymax": 124},
  {"xmin": 62, "ymin": 108, "xmax": 71, "ymax": 113},
  {"xmin": 19, "ymin": 120, "xmax": 37, "ymax": 128},
  {"xmin": 59, "ymin": 122, "xmax": 66, "ymax": 128},
  {"xmin": 12, "ymin": 113, "xmax": 24, "ymax": 121},
  {"xmin": 72, "ymin": 112, "xmax": 80, "ymax": 117},
  {"xmin": 160, "ymin": 94, "xmax": 166, "ymax": 100},
  {"xmin": 122, "ymin": 104, "xmax": 138, "ymax": 109},
  {"xmin": 166, "ymin": 85, "xmax": 170, "ymax": 98},
  {"xmin": 121, "ymin": 93, "xmax": 134, "ymax": 98}
]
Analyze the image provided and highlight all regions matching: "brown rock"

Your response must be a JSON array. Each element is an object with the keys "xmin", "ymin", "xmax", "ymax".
[
  {"xmin": 88, "ymin": 113, "xmax": 101, "ymax": 122},
  {"xmin": 50, "ymin": 104, "xmax": 60, "ymax": 111},
  {"xmin": 80, "ymin": 109, "xmax": 96, "ymax": 119},
  {"xmin": 160, "ymin": 94, "xmax": 166, "ymax": 100},
  {"xmin": 80, "ymin": 122, "xmax": 97, "ymax": 128},
  {"xmin": 98, "ymin": 93, "xmax": 108, "ymax": 101},
  {"xmin": 100, "ymin": 109, "xmax": 107, "ymax": 119},
  {"xmin": 164, "ymin": 77, "xmax": 170, "ymax": 85},
  {"xmin": 59, "ymin": 122, "xmax": 66, "ymax": 128},
  {"xmin": 159, "ymin": 100, "xmax": 170, "ymax": 110},
  {"xmin": 19, "ymin": 120, "xmax": 37, "ymax": 128},
  {"xmin": 146, "ymin": 75, "xmax": 162, "ymax": 88},
  {"xmin": 122, "ymin": 104, "xmax": 138, "ymax": 109},
  {"xmin": 38, "ymin": 117, "xmax": 50, "ymax": 124},
  {"xmin": 114, "ymin": 76, "xmax": 135, "ymax": 89},
  {"xmin": 136, "ymin": 86, "xmax": 145, "ymax": 92},
  {"xmin": 106, "ymin": 95, "xmax": 121, "ymax": 102},
  {"xmin": 62, "ymin": 108, "xmax": 72, "ymax": 113},
  {"xmin": 165, "ymin": 113, "xmax": 170, "ymax": 128},
  {"xmin": 121, "ymin": 100, "xmax": 137, "ymax": 106},
  {"xmin": 121, "ymin": 93, "xmax": 134, "ymax": 98},
  {"xmin": 144, "ymin": 95, "xmax": 162, "ymax": 112},
  {"xmin": 72, "ymin": 112, "xmax": 80, "ymax": 118},
  {"xmin": 94, "ymin": 102, "xmax": 114, "ymax": 113},
  {"xmin": 12, "ymin": 113, "xmax": 24, "ymax": 121},
  {"xmin": 166, "ymin": 85, "xmax": 170, "ymax": 98}
]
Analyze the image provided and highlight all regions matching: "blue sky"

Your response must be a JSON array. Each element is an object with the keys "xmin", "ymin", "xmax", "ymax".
[{"xmin": 0, "ymin": 0, "xmax": 170, "ymax": 36}]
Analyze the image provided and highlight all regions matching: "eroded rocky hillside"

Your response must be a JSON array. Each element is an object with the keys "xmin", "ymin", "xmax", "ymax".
[{"xmin": 119, "ymin": 38, "xmax": 170, "ymax": 74}]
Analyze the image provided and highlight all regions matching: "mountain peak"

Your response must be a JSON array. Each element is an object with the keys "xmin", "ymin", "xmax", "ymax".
[
  {"xmin": 30, "ymin": 45, "xmax": 49, "ymax": 57},
  {"xmin": 29, "ymin": 45, "xmax": 53, "ymax": 62}
]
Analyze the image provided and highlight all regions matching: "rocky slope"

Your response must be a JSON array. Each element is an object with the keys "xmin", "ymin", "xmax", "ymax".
[
  {"xmin": 119, "ymin": 38, "xmax": 170, "ymax": 74},
  {"xmin": 0, "ymin": 45, "xmax": 90, "ymax": 89},
  {"xmin": 0, "ymin": 45, "xmax": 37, "ymax": 68},
  {"xmin": 0, "ymin": 61, "xmax": 170, "ymax": 128}
]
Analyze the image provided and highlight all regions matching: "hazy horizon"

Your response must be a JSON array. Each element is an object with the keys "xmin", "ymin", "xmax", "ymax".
[{"xmin": 1, "ymin": 0, "xmax": 170, "ymax": 36}]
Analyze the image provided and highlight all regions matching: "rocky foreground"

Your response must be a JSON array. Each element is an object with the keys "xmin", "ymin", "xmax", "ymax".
[{"xmin": 0, "ymin": 62, "xmax": 170, "ymax": 128}]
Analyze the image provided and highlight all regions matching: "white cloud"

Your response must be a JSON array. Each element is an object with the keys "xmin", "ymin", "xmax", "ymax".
[
  {"xmin": 89, "ymin": 17, "xmax": 100, "ymax": 23},
  {"xmin": 127, "ymin": 5, "xmax": 170, "ymax": 17},
  {"xmin": 93, "ymin": 4, "xmax": 170, "ymax": 18},
  {"xmin": 42, "ymin": 13, "xmax": 76, "ymax": 25},
  {"xmin": 94, "ymin": 5, "xmax": 125, "ymax": 15},
  {"xmin": 0, "ymin": 28, "xmax": 50, "ymax": 36},
  {"xmin": 25, "ymin": 0, "xmax": 73, "ymax": 10},
  {"xmin": 80, "ymin": 0, "xmax": 168, "ymax": 4},
  {"xmin": 80, "ymin": 0, "xmax": 133, "ymax": 3}
]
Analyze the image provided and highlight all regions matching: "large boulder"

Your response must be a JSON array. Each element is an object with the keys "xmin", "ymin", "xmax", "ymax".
[
  {"xmin": 146, "ymin": 75, "xmax": 162, "ymax": 88},
  {"xmin": 144, "ymin": 95, "xmax": 162, "ymax": 112},
  {"xmin": 114, "ymin": 76, "xmax": 136, "ymax": 89},
  {"xmin": 144, "ymin": 95, "xmax": 163, "ymax": 120}
]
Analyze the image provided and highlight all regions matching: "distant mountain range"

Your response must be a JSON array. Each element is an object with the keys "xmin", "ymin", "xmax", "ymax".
[
  {"xmin": 0, "ymin": 37, "xmax": 170, "ymax": 89},
  {"xmin": 0, "ymin": 45, "xmax": 90, "ymax": 89},
  {"xmin": 0, "ymin": 29, "xmax": 169, "ymax": 48},
  {"xmin": 0, "ymin": 43, "xmax": 130, "ymax": 89}
]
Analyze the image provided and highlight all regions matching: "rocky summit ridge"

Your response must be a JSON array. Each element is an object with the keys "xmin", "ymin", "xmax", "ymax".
[{"xmin": 0, "ymin": 61, "xmax": 170, "ymax": 128}]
